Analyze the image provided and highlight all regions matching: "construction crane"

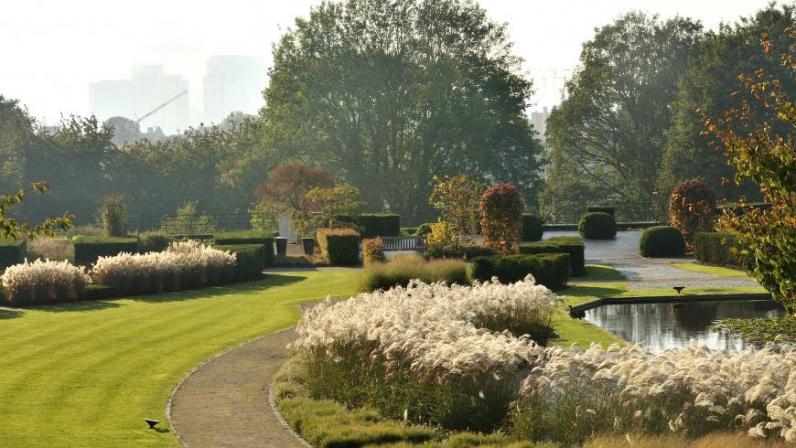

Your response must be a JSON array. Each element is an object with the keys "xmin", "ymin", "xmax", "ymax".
[{"xmin": 136, "ymin": 90, "xmax": 188, "ymax": 124}]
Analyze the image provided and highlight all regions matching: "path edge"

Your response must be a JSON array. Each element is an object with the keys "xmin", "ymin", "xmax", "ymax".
[{"xmin": 165, "ymin": 326, "xmax": 296, "ymax": 447}]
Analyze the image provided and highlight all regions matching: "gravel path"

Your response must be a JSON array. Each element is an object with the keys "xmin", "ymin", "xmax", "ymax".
[
  {"xmin": 169, "ymin": 327, "xmax": 306, "ymax": 448},
  {"xmin": 544, "ymin": 230, "xmax": 759, "ymax": 290}
]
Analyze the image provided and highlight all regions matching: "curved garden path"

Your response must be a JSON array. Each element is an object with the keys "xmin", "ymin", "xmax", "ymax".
[{"xmin": 169, "ymin": 327, "xmax": 307, "ymax": 448}]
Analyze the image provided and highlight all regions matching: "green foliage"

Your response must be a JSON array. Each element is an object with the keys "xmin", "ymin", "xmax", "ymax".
[
  {"xmin": 138, "ymin": 232, "xmax": 172, "ymax": 253},
  {"xmin": 639, "ymin": 226, "xmax": 685, "ymax": 257},
  {"xmin": 305, "ymin": 184, "xmax": 363, "ymax": 228},
  {"xmin": 545, "ymin": 13, "xmax": 701, "ymax": 205},
  {"xmin": 578, "ymin": 212, "xmax": 617, "ymax": 239},
  {"xmin": 521, "ymin": 214, "xmax": 544, "ymax": 242},
  {"xmin": 429, "ymin": 174, "xmax": 484, "ymax": 237},
  {"xmin": 520, "ymin": 237, "xmax": 585, "ymax": 277},
  {"xmin": 712, "ymin": 317, "xmax": 796, "ymax": 345},
  {"xmin": 424, "ymin": 244, "xmax": 496, "ymax": 260},
  {"xmin": 586, "ymin": 206, "xmax": 615, "ymax": 216},
  {"xmin": 215, "ymin": 244, "xmax": 267, "ymax": 280},
  {"xmin": 161, "ymin": 201, "xmax": 214, "ymax": 234},
  {"xmin": 261, "ymin": 0, "xmax": 545, "ymax": 222},
  {"xmin": 0, "ymin": 240, "xmax": 26, "ymax": 271},
  {"xmin": 481, "ymin": 184, "xmax": 523, "ymax": 254},
  {"xmin": 693, "ymin": 232, "xmax": 744, "ymax": 267},
  {"xmin": 659, "ymin": 4, "xmax": 795, "ymax": 200},
  {"xmin": 101, "ymin": 194, "xmax": 127, "ymax": 237},
  {"xmin": 414, "ymin": 223, "xmax": 433, "ymax": 236},
  {"xmin": 316, "ymin": 228, "xmax": 361, "ymax": 265},
  {"xmin": 214, "ymin": 230, "xmax": 274, "ymax": 266},
  {"xmin": 359, "ymin": 255, "xmax": 470, "ymax": 292},
  {"xmin": 72, "ymin": 236, "xmax": 138, "ymax": 266},
  {"xmin": 471, "ymin": 254, "xmax": 571, "ymax": 290},
  {"xmin": 668, "ymin": 177, "xmax": 715, "ymax": 247},
  {"xmin": 0, "ymin": 180, "xmax": 73, "ymax": 241},
  {"xmin": 248, "ymin": 203, "xmax": 279, "ymax": 232}
]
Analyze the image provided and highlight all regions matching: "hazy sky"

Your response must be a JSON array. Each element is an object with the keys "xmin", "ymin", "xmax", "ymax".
[{"xmin": 0, "ymin": 0, "xmax": 782, "ymax": 125}]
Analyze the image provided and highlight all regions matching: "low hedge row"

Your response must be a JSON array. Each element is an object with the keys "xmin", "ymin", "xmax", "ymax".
[
  {"xmin": 519, "ymin": 236, "xmax": 585, "ymax": 277},
  {"xmin": 316, "ymin": 228, "xmax": 361, "ymax": 265},
  {"xmin": 471, "ymin": 253, "xmax": 571, "ymax": 290},
  {"xmin": 215, "ymin": 244, "xmax": 267, "ymax": 280},
  {"xmin": 0, "ymin": 240, "xmax": 26, "ymax": 271},
  {"xmin": 424, "ymin": 244, "xmax": 496, "ymax": 260},
  {"xmin": 521, "ymin": 214, "xmax": 543, "ymax": 242},
  {"xmin": 693, "ymin": 232, "xmax": 744, "ymax": 267},
  {"xmin": 639, "ymin": 226, "xmax": 685, "ymax": 257},
  {"xmin": 73, "ymin": 236, "xmax": 138, "ymax": 266},
  {"xmin": 214, "ymin": 230, "xmax": 274, "ymax": 266},
  {"xmin": 578, "ymin": 212, "xmax": 617, "ymax": 239}
]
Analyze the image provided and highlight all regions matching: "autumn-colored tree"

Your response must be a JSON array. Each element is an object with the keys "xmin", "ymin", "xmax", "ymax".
[
  {"xmin": 668, "ymin": 178, "xmax": 715, "ymax": 248},
  {"xmin": 429, "ymin": 174, "xmax": 484, "ymax": 239},
  {"xmin": 480, "ymin": 183, "xmax": 523, "ymax": 255},
  {"xmin": 705, "ymin": 28, "xmax": 796, "ymax": 311},
  {"xmin": 255, "ymin": 163, "xmax": 334, "ymax": 237}
]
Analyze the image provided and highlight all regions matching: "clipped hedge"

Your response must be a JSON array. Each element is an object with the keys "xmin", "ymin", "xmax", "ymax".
[
  {"xmin": 520, "ymin": 236, "xmax": 585, "ymax": 276},
  {"xmin": 73, "ymin": 236, "xmax": 138, "ymax": 266},
  {"xmin": 214, "ymin": 230, "xmax": 274, "ymax": 266},
  {"xmin": 578, "ymin": 212, "xmax": 617, "ymax": 239},
  {"xmin": 424, "ymin": 244, "xmax": 496, "ymax": 260},
  {"xmin": 471, "ymin": 253, "xmax": 571, "ymax": 290},
  {"xmin": 216, "ymin": 244, "xmax": 267, "ymax": 280},
  {"xmin": 693, "ymin": 232, "xmax": 744, "ymax": 267},
  {"xmin": 639, "ymin": 226, "xmax": 685, "ymax": 257},
  {"xmin": 316, "ymin": 228, "xmax": 361, "ymax": 265},
  {"xmin": 587, "ymin": 206, "xmax": 615, "ymax": 216},
  {"xmin": 521, "ymin": 214, "xmax": 544, "ymax": 242},
  {"xmin": 139, "ymin": 232, "xmax": 172, "ymax": 253},
  {"xmin": 0, "ymin": 240, "xmax": 26, "ymax": 271}
]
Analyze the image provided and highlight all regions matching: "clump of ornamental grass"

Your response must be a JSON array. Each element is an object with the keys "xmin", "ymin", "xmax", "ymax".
[
  {"xmin": 293, "ymin": 276, "xmax": 562, "ymax": 431},
  {"xmin": 512, "ymin": 341, "xmax": 796, "ymax": 445},
  {"xmin": 90, "ymin": 240, "xmax": 236, "ymax": 295},
  {"xmin": 358, "ymin": 254, "xmax": 469, "ymax": 292},
  {"xmin": 1, "ymin": 259, "xmax": 89, "ymax": 306}
]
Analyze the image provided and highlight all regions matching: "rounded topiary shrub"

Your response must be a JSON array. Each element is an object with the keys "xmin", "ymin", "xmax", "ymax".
[
  {"xmin": 639, "ymin": 226, "xmax": 685, "ymax": 257},
  {"xmin": 521, "ymin": 214, "xmax": 543, "ymax": 242},
  {"xmin": 578, "ymin": 212, "xmax": 616, "ymax": 239}
]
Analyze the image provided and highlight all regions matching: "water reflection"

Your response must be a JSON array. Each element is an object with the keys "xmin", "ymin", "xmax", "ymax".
[{"xmin": 583, "ymin": 300, "xmax": 784, "ymax": 353}]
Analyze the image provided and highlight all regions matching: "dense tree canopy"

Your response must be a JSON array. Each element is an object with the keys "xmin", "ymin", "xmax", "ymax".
[
  {"xmin": 259, "ymin": 0, "xmax": 545, "ymax": 222},
  {"xmin": 544, "ymin": 13, "xmax": 701, "ymax": 205},
  {"xmin": 659, "ymin": 4, "xmax": 796, "ymax": 199}
]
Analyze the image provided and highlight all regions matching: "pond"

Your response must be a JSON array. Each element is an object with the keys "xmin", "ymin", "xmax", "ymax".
[{"xmin": 583, "ymin": 300, "xmax": 784, "ymax": 353}]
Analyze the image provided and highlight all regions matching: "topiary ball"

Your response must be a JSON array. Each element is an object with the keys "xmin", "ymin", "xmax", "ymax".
[
  {"xmin": 521, "ymin": 214, "xmax": 544, "ymax": 242},
  {"xmin": 639, "ymin": 226, "xmax": 685, "ymax": 257},
  {"xmin": 578, "ymin": 212, "xmax": 617, "ymax": 239}
]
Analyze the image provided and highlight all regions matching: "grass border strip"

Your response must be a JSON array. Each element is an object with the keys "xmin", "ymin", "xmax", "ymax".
[
  {"xmin": 570, "ymin": 292, "xmax": 774, "ymax": 314},
  {"xmin": 268, "ymin": 374, "xmax": 314, "ymax": 448}
]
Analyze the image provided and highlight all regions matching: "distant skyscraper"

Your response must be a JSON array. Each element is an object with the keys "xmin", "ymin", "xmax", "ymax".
[
  {"xmin": 530, "ymin": 107, "xmax": 550, "ymax": 140},
  {"xmin": 89, "ymin": 65, "xmax": 189, "ymax": 134},
  {"xmin": 203, "ymin": 55, "xmax": 267, "ymax": 124}
]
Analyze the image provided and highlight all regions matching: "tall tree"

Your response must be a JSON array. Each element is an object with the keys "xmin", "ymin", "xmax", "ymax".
[
  {"xmin": 659, "ymin": 4, "xmax": 796, "ymax": 200},
  {"xmin": 0, "ymin": 96, "xmax": 33, "ymax": 194},
  {"xmin": 544, "ymin": 13, "xmax": 701, "ymax": 205},
  {"xmin": 259, "ymin": 0, "xmax": 545, "ymax": 222}
]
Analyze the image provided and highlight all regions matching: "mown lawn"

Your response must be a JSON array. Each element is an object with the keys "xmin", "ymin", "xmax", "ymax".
[{"xmin": 0, "ymin": 270, "xmax": 358, "ymax": 447}]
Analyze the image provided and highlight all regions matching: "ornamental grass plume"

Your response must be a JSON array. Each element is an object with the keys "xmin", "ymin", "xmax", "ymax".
[
  {"xmin": 293, "ymin": 276, "xmax": 561, "ymax": 431},
  {"xmin": 90, "ymin": 240, "xmax": 236, "ymax": 294},
  {"xmin": 1, "ymin": 259, "xmax": 89, "ymax": 305}
]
